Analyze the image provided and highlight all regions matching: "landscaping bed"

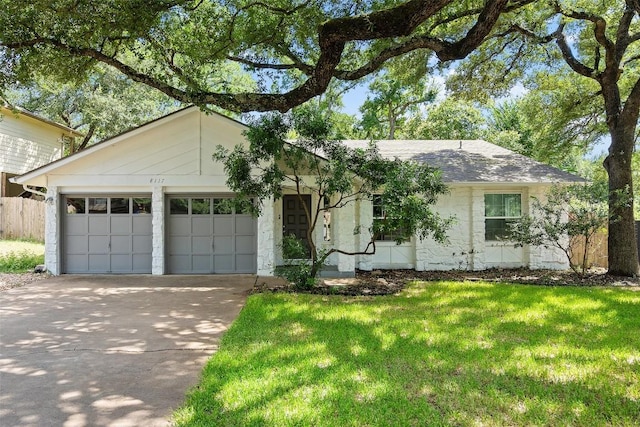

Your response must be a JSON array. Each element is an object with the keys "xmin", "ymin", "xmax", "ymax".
[{"xmin": 255, "ymin": 268, "xmax": 639, "ymax": 296}]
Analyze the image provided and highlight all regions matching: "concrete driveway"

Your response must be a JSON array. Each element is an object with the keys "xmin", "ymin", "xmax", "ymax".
[{"xmin": 0, "ymin": 275, "xmax": 258, "ymax": 427}]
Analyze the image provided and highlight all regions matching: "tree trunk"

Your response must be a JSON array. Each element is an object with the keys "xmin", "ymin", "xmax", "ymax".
[{"xmin": 604, "ymin": 123, "xmax": 639, "ymax": 276}]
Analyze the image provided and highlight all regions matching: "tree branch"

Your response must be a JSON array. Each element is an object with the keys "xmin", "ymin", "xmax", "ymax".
[
  {"xmin": 1, "ymin": 0, "xmax": 522, "ymax": 113},
  {"xmin": 554, "ymin": 25, "xmax": 599, "ymax": 79}
]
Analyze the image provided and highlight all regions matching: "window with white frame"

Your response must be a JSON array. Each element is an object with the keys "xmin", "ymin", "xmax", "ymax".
[
  {"xmin": 484, "ymin": 193, "xmax": 522, "ymax": 241},
  {"xmin": 372, "ymin": 195, "xmax": 407, "ymax": 242}
]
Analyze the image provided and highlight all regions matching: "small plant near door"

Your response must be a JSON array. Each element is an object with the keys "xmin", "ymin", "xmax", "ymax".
[
  {"xmin": 214, "ymin": 107, "xmax": 452, "ymax": 287},
  {"xmin": 275, "ymin": 234, "xmax": 326, "ymax": 289}
]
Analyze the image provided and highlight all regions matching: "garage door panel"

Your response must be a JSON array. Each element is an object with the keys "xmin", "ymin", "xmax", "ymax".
[
  {"xmin": 132, "ymin": 215, "xmax": 152, "ymax": 233},
  {"xmin": 214, "ymin": 255, "xmax": 233, "ymax": 272},
  {"xmin": 111, "ymin": 254, "xmax": 132, "ymax": 272},
  {"xmin": 236, "ymin": 254, "xmax": 255, "ymax": 272},
  {"xmin": 66, "ymin": 235, "xmax": 88, "ymax": 253},
  {"xmin": 88, "ymin": 216, "xmax": 109, "ymax": 234},
  {"xmin": 192, "ymin": 236, "xmax": 212, "ymax": 253},
  {"xmin": 89, "ymin": 235, "xmax": 109, "ymax": 253},
  {"xmin": 192, "ymin": 255, "xmax": 212, "ymax": 272},
  {"xmin": 236, "ymin": 235, "xmax": 255, "ymax": 253},
  {"xmin": 65, "ymin": 255, "xmax": 88, "ymax": 273},
  {"xmin": 133, "ymin": 254, "xmax": 152, "ymax": 271},
  {"xmin": 192, "ymin": 217, "xmax": 212, "ymax": 234},
  {"xmin": 133, "ymin": 235, "xmax": 152, "ymax": 253},
  {"xmin": 213, "ymin": 236, "xmax": 233, "ymax": 254},
  {"xmin": 110, "ymin": 235, "xmax": 131, "ymax": 253},
  {"xmin": 110, "ymin": 216, "xmax": 132, "ymax": 235},
  {"xmin": 169, "ymin": 236, "xmax": 190, "ymax": 254},
  {"xmin": 169, "ymin": 217, "xmax": 191, "ymax": 235},
  {"xmin": 167, "ymin": 255, "xmax": 187, "ymax": 273},
  {"xmin": 213, "ymin": 217, "xmax": 233, "ymax": 235},
  {"xmin": 65, "ymin": 215, "xmax": 88, "ymax": 234},
  {"xmin": 88, "ymin": 254, "xmax": 109, "ymax": 272},
  {"xmin": 235, "ymin": 217, "xmax": 254, "ymax": 234}
]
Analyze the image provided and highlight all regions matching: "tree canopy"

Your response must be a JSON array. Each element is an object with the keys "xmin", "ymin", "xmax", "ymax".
[
  {"xmin": 3, "ymin": 64, "xmax": 180, "ymax": 151},
  {"xmin": 0, "ymin": 0, "xmax": 532, "ymax": 112}
]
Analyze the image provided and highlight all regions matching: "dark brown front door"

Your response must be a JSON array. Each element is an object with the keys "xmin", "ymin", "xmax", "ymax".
[{"xmin": 283, "ymin": 195, "xmax": 311, "ymax": 253}]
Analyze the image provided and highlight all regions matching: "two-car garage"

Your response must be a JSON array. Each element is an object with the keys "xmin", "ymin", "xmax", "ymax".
[{"xmin": 62, "ymin": 194, "xmax": 256, "ymax": 274}]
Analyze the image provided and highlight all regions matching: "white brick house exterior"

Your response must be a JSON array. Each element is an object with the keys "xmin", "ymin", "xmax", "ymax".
[{"xmin": 12, "ymin": 106, "xmax": 582, "ymax": 276}]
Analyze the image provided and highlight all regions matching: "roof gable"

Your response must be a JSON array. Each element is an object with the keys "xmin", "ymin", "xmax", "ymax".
[{"xmin": 12, "ymin": 106, "xmax": 248, "ymax": 186}]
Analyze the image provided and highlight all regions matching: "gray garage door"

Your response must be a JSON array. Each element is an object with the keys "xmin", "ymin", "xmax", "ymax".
[
  {"xmin": 63, "ymin": 196, "xmax": 152, "ymax": 273},
  {"xmin": 167, "ymin": 196, "xmax": 256, "ymax": 274}
]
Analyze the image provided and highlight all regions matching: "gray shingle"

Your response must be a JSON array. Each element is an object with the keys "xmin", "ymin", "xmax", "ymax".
[{"xmin": 341, "ymin": 140, "xmax": 584, "ymax": 184}]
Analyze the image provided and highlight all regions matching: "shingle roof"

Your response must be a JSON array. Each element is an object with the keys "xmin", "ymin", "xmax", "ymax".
[{"xmin": 341, "ymin": 139, "xmax": 584, "ymax": 184}]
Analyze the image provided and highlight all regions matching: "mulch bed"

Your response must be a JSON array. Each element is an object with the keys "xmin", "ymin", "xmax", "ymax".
[{"xmin": 255, "ymin": 268, "xmax": 640, "ymax": 296}]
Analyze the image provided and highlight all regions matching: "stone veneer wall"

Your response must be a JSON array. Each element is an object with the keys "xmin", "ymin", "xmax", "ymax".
[
  {"xmin": 151, "ymin": 186, "xmax": 165, "ymax": 274},
  {"xmin": 45, "ymin": 186, "xmax": 59, "ymax": 274},
  {"xmin": 257, "ymin": 196, "xmax": 275, "ymax": 276},
  {"xmin": 415, "ymin": 187, "xmax": 476, "ymax": 271}
]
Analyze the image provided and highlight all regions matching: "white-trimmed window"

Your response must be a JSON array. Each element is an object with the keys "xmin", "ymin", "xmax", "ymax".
[
  {"xmin": 372, "ymin": 195, "xmax": 406, "ymax": 242},
  {"xmin": 484, "ymin": 193, "xmax": 521, "ymax": 241}
]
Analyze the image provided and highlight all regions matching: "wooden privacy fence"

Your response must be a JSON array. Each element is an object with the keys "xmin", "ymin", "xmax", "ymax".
[
  {"xmin": 0, "ymin": 197, "xmax": 45, "ymax": 241},
  {"xmin": 570, "ymin": 231, "xmax": 608, "ymax": 269},
  {"xmin": 571, "ymin": 221, "xmax": 640, "ymax": 269}
]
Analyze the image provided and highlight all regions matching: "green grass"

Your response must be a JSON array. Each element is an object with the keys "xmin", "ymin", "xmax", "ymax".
[
  {"xmin": 0, "ymin": 240, "xmax": 45, "ymax": 272},
  {"xmin": 173, "ymin": 282, "xmax": 640, "ymax": 427}
]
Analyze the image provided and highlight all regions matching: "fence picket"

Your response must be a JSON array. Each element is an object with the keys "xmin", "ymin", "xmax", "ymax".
[{"xmin": 0, "ymin": 197, "xmax": 45, "ymax": 241}]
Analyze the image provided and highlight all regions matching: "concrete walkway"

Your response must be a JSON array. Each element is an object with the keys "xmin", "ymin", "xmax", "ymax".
[{"xmin": 0, "ymin": 275, "xmax": 260, "ymax": 427}]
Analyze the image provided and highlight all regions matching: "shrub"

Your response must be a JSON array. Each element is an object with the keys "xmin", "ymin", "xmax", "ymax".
[
  {"xmin": 0, "ymin": 250, "xmax": 45, "ymax": 273},
  {"xmin": 275, "ymin": 235, "xmax": 322, "ymax": 290}
]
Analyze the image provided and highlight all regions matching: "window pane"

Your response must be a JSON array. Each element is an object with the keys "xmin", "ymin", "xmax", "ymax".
[
  {"xmin": 485, "ymin": 218, "xmax": 506, "ymax": 240},
  {"xmin": 372, "ymin": 195, "xmax": 384, "ymax": 218},
  {"xmin": 192, "ymin": 198, "xmax": 210, "ymax": 215},
  {"xmin": 170, "ymin": 198, "xmax": 189, "ymax": 215},
  {"xmin": 66, "ymin": 197, "xmax": 85, "ymax": 214},
  {"xmin": 110, "ymin": 198, "xmax": 130, "ymax": 214},
  {"xmin": 133, "ymin": 198, "xmax": 151, "ymax": 214},
  {"xmin": 88, "ymin": 198, "xmax": 107, "ymax": 214},
  {"xmin": 504, "ymin": 194, "xmax": 522, "ymax": 217},
  {"xmin": 213, "ymin": 198, "xmax": 233, "ymax": 214},
  {"xmin": 484, "ymin": 194, "xmax": 504, "ymax": 217}
]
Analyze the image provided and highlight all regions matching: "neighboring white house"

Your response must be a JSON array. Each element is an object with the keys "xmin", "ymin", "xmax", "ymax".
[
  {"xmin": 1, "ymin": 105, "xmax": 82, "ymax": 197},
  {"xmin": 12, "ymin": 106, "xmax": 583, "ymax": 276}
]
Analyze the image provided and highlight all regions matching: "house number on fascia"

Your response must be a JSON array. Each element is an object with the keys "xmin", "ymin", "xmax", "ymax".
[{"xmin": 149, "ymin": 178, "xmax": 165, "ymax": 183}]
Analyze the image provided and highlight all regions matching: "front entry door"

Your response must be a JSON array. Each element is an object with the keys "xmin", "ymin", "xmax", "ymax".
[{"xmin": 282, "ymin": 195, "xmax": 311, "ymax": 253}]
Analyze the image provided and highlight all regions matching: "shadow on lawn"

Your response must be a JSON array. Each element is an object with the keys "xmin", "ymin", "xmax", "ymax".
[{"xmin": 177, "ymin": 283, "xmax": 640, "ymax": 426}]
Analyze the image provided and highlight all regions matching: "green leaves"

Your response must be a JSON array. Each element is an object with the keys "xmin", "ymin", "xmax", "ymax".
[
  {"xmin": 215, "ymin": 110, "xmax": 451, "ymax": 285},
  {"xmin": 509, "ymin": 183, "xmax": 614, "ymax": 274}
]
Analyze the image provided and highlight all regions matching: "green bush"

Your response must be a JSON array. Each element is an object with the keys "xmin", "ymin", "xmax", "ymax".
[
  {"xmin": 275, "ymin": 235, "xmax": 319, "ymax": 290},
  {"xmin": 0, "ymin": 251, "xmax": 45, "ymax": 273}
]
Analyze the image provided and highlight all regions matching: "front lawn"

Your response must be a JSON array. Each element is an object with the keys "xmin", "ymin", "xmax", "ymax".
[{"xmin": 173, "ymin": 282, "xmax": 640, "ymax": 426}]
